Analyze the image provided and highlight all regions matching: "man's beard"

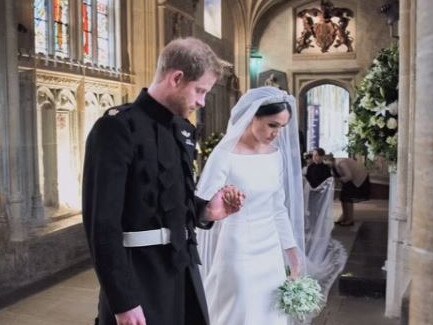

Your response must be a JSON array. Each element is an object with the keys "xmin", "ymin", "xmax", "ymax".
[{"xmin": 171, "ymin": 94, "xmax": 196, "ymax": 117}]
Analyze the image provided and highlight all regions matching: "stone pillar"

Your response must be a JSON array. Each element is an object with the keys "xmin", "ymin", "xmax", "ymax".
[
  {"xmin": 0, "ymin": 0, "xmax": 26, "ymax": 241},
  {"xmin": 385, "ymin": 0, "xmax": 412, "ymax": 317},
  {"xmin": 21, "ymin": 70, "xmax": 44, "ymax": 223},
  {"xmin": 130, "ymin": 0, "xmax": 158, "ymax": 96},
  {"xmin": 410, "ymin": 1, "xmax": 433, "ymax": 324}
]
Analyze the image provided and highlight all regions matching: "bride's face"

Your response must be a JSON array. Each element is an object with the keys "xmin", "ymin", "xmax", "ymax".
[{"xmin": 250, "ymin": 110, "xmax": 291, "ymax": 145}]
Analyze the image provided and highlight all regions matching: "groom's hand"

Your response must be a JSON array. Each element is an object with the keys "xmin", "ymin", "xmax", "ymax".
[
  {"xmin": 115, "ymin": 305, "xmax": 146, "ymax": 325},
  {"xmin": 206, "ymin": 185, "xmax": 245, "ymax": 221}
]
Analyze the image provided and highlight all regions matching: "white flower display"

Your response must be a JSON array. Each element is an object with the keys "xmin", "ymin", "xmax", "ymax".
[{"xmin": 348, "ymin": 46, "xmax": 399, "ymax": 164}]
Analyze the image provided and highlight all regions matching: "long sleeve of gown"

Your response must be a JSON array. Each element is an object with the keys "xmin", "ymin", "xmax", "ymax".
[
  {"xmin": 196, "ymin": 148, "xmax": 230, "ymax": 200},
  {"xmin": 273, "ymin": 175, "xmax": 297, "ymax": 250}
]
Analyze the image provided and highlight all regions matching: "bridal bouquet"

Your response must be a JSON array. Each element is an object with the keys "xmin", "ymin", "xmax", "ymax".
[{"xmin": 277, "ymin": 276, "xmax": 324, "ymax": 321}]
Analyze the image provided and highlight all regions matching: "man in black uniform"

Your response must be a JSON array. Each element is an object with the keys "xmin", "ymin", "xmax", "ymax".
[{"xmin": 82, "ymin": 37, "xmax": 244, "ymax": 325}]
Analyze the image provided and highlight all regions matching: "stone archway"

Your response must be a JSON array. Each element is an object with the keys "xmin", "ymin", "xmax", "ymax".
[{"xmin": 298, "ymin": 79, "xmax": 352, "ymax": 157}]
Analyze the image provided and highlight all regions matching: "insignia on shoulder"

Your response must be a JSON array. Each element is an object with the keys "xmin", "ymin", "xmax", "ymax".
[
  {"xmin": 107, "ymin": 108, "xmax": 119, "ymax": 116},
  {"xmin": 181, "ymin": 130, "xmax": 191, "ymax": 138}
]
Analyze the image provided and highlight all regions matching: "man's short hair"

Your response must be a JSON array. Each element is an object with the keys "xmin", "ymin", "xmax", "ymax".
[
  {"xmin": 155, "ymin": 37, "xmax": 223, "ymax": 82},
  {"xmin": 314, "ymin": 147, "xmax": 326, "ymax": 156}
]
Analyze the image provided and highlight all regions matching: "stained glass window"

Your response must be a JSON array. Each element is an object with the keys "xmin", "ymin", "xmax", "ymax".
[
  {"xmin": 97, "ymin": 0, "xmax": 110, "ymax": 66},
  {"xmin": 82, "ymin": 0, "xmax": 113, "ymax": 66},
  {"xmin": 34, "ymin": 0, "xmax": 69, "ymax": 57},
  {"xmin": 53, "ymin": 0, "xmax": 69, "ymax": 57},
  {"xmin": 34, "ymin": 0, "xmax": 117, "ymax": 66},
  {"xmin": 34, "ymin": 0, "xmax": 48, "ymax": 54},
  {"xmin": 82, "ymin": 0, "xmax": 93, "ymax": 62}
]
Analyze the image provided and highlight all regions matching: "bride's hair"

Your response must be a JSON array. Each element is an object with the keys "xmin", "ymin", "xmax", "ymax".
[{"xmin": 255, "ymin": 101, "xmax": 292, "ymax": 118}]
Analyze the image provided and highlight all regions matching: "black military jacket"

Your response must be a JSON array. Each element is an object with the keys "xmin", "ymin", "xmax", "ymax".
[{"xmin": 82, "ymin": 89, "xmax": 211, "ymax": 324}]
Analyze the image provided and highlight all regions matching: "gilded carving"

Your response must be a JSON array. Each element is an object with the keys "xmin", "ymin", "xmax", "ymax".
[{"xmin": 296, "ymin": 0, "xmax": 354, "ymax": 53}]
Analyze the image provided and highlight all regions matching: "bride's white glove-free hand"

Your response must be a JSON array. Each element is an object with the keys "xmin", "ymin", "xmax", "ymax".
[{"xmin": 206, "ymin": 185, "xmax": 246, "ymax": 221}]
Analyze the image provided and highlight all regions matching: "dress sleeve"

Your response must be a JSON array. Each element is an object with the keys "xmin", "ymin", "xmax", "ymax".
[
  {"xmin": 273, "ymin": 159, "xmax": 297, "ymax": 250},
  {"xmin": 196, "ymin": 148, "xmax": 230, "ymax": 200}
]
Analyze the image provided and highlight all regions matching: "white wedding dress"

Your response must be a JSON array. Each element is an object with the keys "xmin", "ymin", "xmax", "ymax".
[{"xmin": 197, "ymin": 148, "xmax": 297, "ymax": 325}]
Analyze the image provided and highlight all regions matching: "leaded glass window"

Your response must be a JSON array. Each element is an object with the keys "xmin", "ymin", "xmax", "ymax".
[
  {"xmin": 82, "ymin": 0, "xmax": 114, "ymax": 66},
  {"xmin": 34, "ymin": 0, "xmax": 69, "ymax": 57},
  {"xmin": 34, "ymin": 0, "xmax": 49, "ymax": 54},
  {"xmin": 97, "ymin": 0, "xmax": 109, "ymax": 66},
  {"xmin": 82, "ymin": 0, "xmax": 93, "ymax": 62},
  {"xmin": 53, "ymin": 0, "xmax": 69, "ymax": 57}
]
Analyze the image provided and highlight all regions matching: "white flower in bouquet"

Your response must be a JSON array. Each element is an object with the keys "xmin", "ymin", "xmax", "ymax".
[
  {"xmin": 386, "ymin": 117, "xmax": 398, "ymax": 130},
  {"xmin": 386, "ymin": 134, "xmax": 397, "ymax": 146},
  {"xmin": 277, "ymin": 276, "xmax": 324, "ymax": 321},
  {"xmin": 387, "ymin": 101, "xmax": 398, "ymax": 115},
  {"xmin": 376, "ymin": 117, "xmax": 386, "ymax": 129}
]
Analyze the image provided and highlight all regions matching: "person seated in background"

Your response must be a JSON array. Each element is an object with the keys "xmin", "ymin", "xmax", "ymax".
[
  {"xmin": 306, "ymin": 148, "xmax": 332, "ymax": 188},
  {"xmin": 331, "ymin": 156, "xmax": 371, "ymax": 226}
]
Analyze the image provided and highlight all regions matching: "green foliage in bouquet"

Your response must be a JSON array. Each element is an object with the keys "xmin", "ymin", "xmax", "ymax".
[
  {"xmin": 200, "ymin": 132, "xmax": 225, "ymax": 162},
  {"xmin": 278, "ymin": 276, "xmax": 324, "ymax": 321},
  {"xmin": 347, "ymin": 45, "xmax": 399, "ymax": 164}
]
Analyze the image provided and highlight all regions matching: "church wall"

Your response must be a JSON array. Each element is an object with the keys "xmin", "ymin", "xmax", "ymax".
[
  {"xmin": 256, "ymin": 0, "xmax": 391, "ymax": 93},
  {"xmin": 0, "ymin": 0, "xmax": 132, "ymax": 300}
]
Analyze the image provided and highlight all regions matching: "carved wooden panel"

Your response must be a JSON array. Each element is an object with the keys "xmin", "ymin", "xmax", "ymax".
[{"xmin": 295, "ymin": 0, "xmax": 356, "ymax": 54}]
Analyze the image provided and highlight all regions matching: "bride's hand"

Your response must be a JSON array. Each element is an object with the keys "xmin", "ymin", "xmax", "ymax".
[
  {"xmin": 288, "ymin": 264, "xmax": 301, "ymax": 281},
  {"xmin": 285, "ymin": 247, "xmax": 302, "ymax": 280},
  {"xmin": 206, "ymin": 185, "xmax": 246, "ymax": 221}
]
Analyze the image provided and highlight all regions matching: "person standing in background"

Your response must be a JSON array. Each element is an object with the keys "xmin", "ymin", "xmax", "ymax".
[{"xmin": 332, "ymin": 157, "xmax": 370, "ymax": 226}]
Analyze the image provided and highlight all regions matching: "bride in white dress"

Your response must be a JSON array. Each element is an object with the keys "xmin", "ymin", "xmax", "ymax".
[{"xmin": 196, "ymin": 87, "xmax": 305, "ymax": 325}]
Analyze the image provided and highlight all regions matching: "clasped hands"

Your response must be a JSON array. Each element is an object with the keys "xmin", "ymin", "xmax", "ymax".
[{"xmin": 206, "ymin": 185, "xmax": 246, "ymax": 221}]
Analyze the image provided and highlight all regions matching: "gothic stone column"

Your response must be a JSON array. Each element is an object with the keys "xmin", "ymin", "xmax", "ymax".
[
  {"xmin": 410, "ymin": 0, "xmax": 433, "ymax": 324},
  {"xmin": 0, "ymin": 0, "xmax": 26, "ymax": 241},
  {"xmin": 385, "ymin": 0, "xmax": 413, "ymax": 317}
]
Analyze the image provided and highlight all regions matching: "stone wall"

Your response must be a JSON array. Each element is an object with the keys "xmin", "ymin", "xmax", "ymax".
[{"xmin": 0, "ymin": 217, "xmax": 89, "ymax": 301}]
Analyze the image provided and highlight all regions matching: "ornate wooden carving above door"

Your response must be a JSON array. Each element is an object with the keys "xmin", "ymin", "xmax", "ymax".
[{"xmin": 296, "ymin": 0, "xmax": 354, "ymax": 53}]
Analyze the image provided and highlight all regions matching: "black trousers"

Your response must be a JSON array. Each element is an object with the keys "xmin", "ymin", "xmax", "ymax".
[{"xmin": 96, "ymin": 267, "xmax": 206, "ymax": 325}]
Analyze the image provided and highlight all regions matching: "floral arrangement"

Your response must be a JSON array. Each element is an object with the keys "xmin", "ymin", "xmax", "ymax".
[
  {"xmin": 277, "ymin": 276, "xmax": 324, "ymax": 321},
  {"xmin": 199, "ymin": 132, "xmax": 225, "ymax": 163},
  {"xmin": 347, "ymin": 45, "xmax": 399, "ymax": 165}
]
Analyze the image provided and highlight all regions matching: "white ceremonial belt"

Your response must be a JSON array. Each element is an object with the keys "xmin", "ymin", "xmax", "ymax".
[{"xmin": 123, "ymin": 228, "xmax": 171, "ymax": 247}]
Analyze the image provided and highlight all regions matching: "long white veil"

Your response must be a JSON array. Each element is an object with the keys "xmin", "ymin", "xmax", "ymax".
[
  {"xmin": 304, "ymin": 177, "xmax": 347, "ymax": 302},
  {"xmin": 197, "ymin": 86, "xmax": 305, "ymax": 277}
]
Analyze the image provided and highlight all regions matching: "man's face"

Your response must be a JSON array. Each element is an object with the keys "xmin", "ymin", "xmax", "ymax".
[
  {"xmin": 312, "ymin": 150, "xmax": 323, "ymax": 164},
  {"xmin": 169, "ymin": 70, "xmax": 218, "ymax": 118}
]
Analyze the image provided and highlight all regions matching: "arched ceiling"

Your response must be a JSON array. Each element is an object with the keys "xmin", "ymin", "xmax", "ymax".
[{"xmin": 229, "ymin": 0, "xmax": 288, "ymax": 43}]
